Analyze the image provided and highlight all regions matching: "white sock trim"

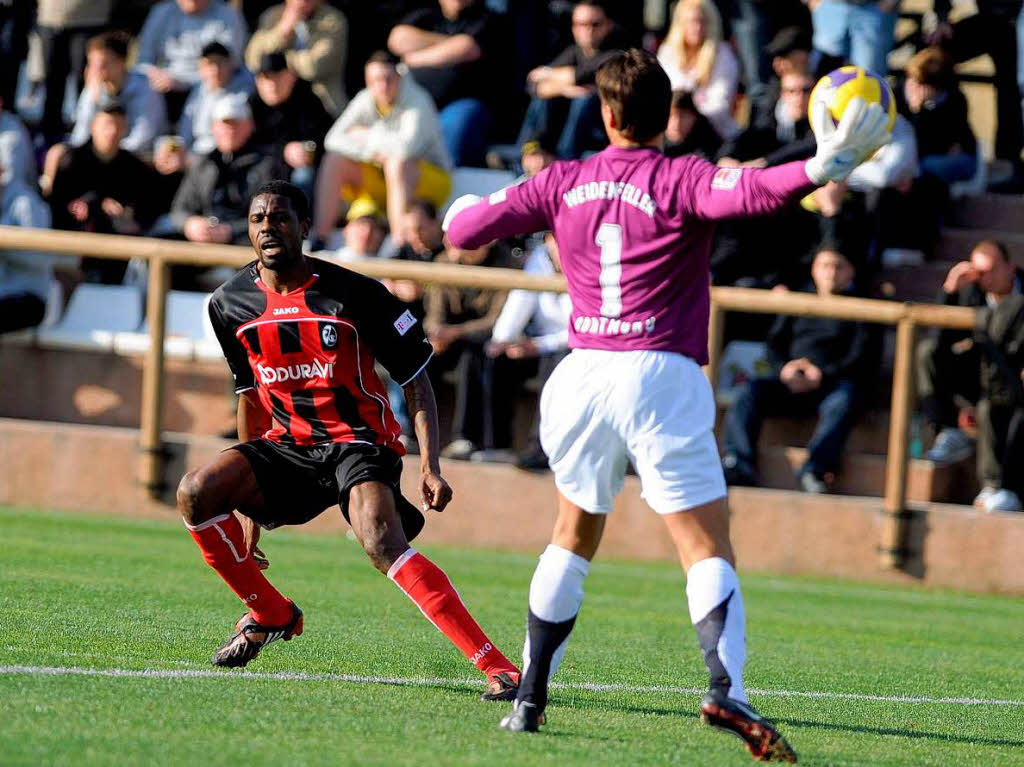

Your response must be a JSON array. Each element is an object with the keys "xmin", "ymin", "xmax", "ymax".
[
  {"xmin": 386, "ymin": 547, "xmax": 419, "ymax": 581},
  {"xmin": 182, "ymin": 513, "xmax": 232, "ymax": 532},
  {"xmin": 540, "ymin": 544, "xmax": 591, "ymax": 576}
]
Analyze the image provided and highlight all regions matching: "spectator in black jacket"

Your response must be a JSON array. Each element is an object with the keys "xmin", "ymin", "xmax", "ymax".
[
  {"xmin": 721, "ymin": 246, "xmax": 882, "ymax": 493},
  {"xmin": 663, "ymin": 90, "xmax": 722, "ymax": 160},
  {"xmin": 48, "ymin": 102, "xmax": 159, "ymax": 284},
  {"xmin": 171, "ymin": 95, "xmax": 282, "ymax": 248},
  {"xmin": 917, "ymin": 240, "xmax": 1023, "ymax": 469},
  {"xmin": 249, "ymin": 52, "xmax": 333, "ymax": 200},
  {"xmin": 903, "ymin": 47, "xmax": 977, "ymax": 185}
]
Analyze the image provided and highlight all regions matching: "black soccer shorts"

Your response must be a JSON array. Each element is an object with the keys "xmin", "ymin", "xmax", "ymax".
[{"xmin": 229, "ymin": 440, "xmax": 425, "ymax": 541}]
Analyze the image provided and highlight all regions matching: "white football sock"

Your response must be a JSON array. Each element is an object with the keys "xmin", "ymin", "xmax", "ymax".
[
  {"xmin": 685, "ymin": 556, "xmax": 747, "ymax": 703},
  {"xmin": 522, "ymin": 544, "xmax": 589, "ymax": 681}
]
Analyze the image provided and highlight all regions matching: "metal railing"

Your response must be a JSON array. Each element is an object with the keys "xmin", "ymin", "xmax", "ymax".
[{"xmin": 0, "ymin": 225, "xmax": 978, "ymax": 569}]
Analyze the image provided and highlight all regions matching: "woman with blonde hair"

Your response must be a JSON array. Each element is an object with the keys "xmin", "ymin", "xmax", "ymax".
[{"xmin": 657, "ymin": 0, "xmax": 740, "ymax": 139}]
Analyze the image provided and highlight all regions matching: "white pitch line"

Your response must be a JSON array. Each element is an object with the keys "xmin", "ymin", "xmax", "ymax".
[{"xmin": 1, "ymin": 665, "xmax": 1022, "ymax": 708}]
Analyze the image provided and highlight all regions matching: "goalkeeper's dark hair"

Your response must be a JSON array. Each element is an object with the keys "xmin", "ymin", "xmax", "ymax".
[
  {"xmin": 251, "ymin": 180, "xmax": 310, "ymax": 222},
  {"xmin": 595, "ymin": 49, "xmax": 672, "ymax": 143}
]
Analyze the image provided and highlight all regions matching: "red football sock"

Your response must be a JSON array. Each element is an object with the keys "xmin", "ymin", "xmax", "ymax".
[
  {"xmin": 185, "ymin": 513, "xmax": 292, "ymax": 626},
  {"xmin": 388, "ymin": 549, "xmax": 519, "ymax": 680}
]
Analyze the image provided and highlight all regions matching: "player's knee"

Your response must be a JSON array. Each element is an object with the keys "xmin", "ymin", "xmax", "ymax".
[{"xmin": 176, "ymin": 469, "xmax": 212, "ymax": 526}]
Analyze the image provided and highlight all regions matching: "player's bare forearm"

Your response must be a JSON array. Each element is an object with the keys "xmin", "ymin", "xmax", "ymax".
[
  {"xmin": 237, "ymin": 390, "xmax": 271, "ymax": 442},
  {"xmin": 402, "ymin": 370, "xmax": 441, "ymax": 474}
]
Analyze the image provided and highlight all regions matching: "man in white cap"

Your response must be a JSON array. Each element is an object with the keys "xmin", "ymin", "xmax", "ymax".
[{"xmin": 170, "ymin": 94, "xmax": 282, "ymax": 258}]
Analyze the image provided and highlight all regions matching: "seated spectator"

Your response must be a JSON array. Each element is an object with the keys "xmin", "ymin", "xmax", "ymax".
[
  {"xmin": 314, "ymin": 51, "xmax": 451, "ymax": 247},
  {"xmin": 720, "ymin": 246, "xmax": 882, "ymax": 492},
  {"xmin": 181, "ymin": 41, "xmax": 255, "ymax": 157},
  {"xmin": 152, "ymin": 134, "xmax": 189, "ymax": 214},
  {"xmin": 136, "ymin": 0, "xmax": 248, "ymax": 124},
  {"xmin": 752, "ymin": 25, "xmax": 845, "ymax": 128},
  {"xmin": 484, "ymin": 232, "xmax": 572, "ymax": 469},
  {"xmin": 902, "ymin": 47, "xmax": 977, "ymax": 185},
  {"xmin": 424, "ymin": 239, "xmax": 510, "ymax": 459},
  {"xmin": 0, "ymin": 165, "xmax": 53, "ymax": 334},
  {"xmin": 249, "ymin": 52, "xmax": 332, "ymax": 200},
  {"xmin": 0, "ymin": 93, "xmax": 36, "ymax": 188},
  {"xmin": 69, "ymin": 32, "xmax": 167, "ymax": 154},
  {"xmin": 519, "ymin": 139, "xmax": 557, "ymax": 179},
  {"xmin": 656, "ymin": 0, "xmax": 740, "ymax": 139},
  {"xmin": 515, "ymin": 0, "xmax": 625, "ymax": 160},
  {"xmin": 34, "ymin": 0, "xmax": 114, "ymax": 141},
  {"xmin": 245, "ymin": 0, "xmax": 348, "ymax": 116},
  {"xmin": 48, "ymin": 103, "xmax": 160, "ymax": 284},
  {"xmin": 917, "ymin": 241, "xmax": 1022, "ymax": 472},
  {"xmin": 388, "ymin": 0, "xmax": 501, "ymax": 167},
  {"xmin": 929, "ymin": 0, "xmax": 1021, "ymax": 167},
  {"xmin": 331, "ymin": 197, "xmax": 388, "ymax": 261},
  {"xmin": 811, "ymin": 0, "xmax": 897, "ymax": 76},
  {"xmin": 972, "ymin": 290, "xmax": 1024, "ymax": 512},
  {"xmin": 170, "ymin": 95, "xmax": 281, "ymax": 255},
  {"xmin": 663, "ymin": 90, "xmax": 722, "ymax": 160},
  {"xmin": 717, "ymin": 68, "xmax": 815, "ymax": 167},
  {"xmin": 383, "ymin": 200, "xmax": 445, "ymax": 312}
]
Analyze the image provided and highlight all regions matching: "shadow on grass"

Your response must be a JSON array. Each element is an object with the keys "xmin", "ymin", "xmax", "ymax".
[{"xmin": 557, "ymin": 695, "xmax": 1023, "ymax": 750}]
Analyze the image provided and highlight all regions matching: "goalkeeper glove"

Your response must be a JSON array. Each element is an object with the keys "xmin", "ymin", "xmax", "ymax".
[{"xmin": 805, "ymin": 96, "xmax": 891, "ymax": 184}]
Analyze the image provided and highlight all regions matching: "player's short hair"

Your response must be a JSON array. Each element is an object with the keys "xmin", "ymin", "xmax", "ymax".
[
  {"xmin": 671, "ymin": 89, "xmax": 697, "ymax": 113},
  {"xmin": 906, "ymin": 47, "xmax": 955, "ymax": 90},
  {"xmin": 365, "ymin": 50, "xmax": 400, "ymax": 69},
  {"xmin": 87, "ymin": 30, "xmax": 130, "ymax": 60},
  {"xmin": 596, "ymin": 49, "xmax": 672, "ymax": 143},
  {"xmin": 251, "ymin": 180, "xmax": 310, "ymax": 222},
  {"xmin": 575, "ymin": 0, "xmax": 610, "ymax": 15},
  {"xmin": 972, "ymin": 238, "xmax": 1010, "ymax": 262}
]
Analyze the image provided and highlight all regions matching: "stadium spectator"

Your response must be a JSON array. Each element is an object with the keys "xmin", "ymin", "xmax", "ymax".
[
  {"xmin": 34, "ymin": 0, "xmax": 113, "ymax": 141},
  {"xmin": 663, "ymin": 90, "xmax": 722, "ymax": 160},
  {"xmin": 722, "ymin": 0, "xmax": 775, "ymax": 113},
  {"xmin": 170, "ymin": 95, "xmax": 280, "ymax": 253},
  {"xmin": 0, "ymin": 164, "xmax": 53, "ymax": 334},
  {"xmin": 717, "ymin": 68, "xmax": 816, "ymax": 167},
  {"xmin": 930, "ymin": 0, "xmax": 1022, "ymax": 168},
  {"xmin": 754, "ymin": 25, "xmax": 844, "ymax": 126},
  {"xmin": 136, "ymin": 0, "xmax": 248, "ymax": 125},
  {"xmin": 384, "ymin": 199, "xmax": 445, "ymax": 314},
  {"xmin": 513, "ymin": 0, "xmax": 626, "ymax": 160},
  {"xmin": 0, "ymin": 0, "xmax": 33, "ymax": 107},
  {"xmin": 63, "ymin": 32, "xmax": 168, "ymax": 157},
  {"xmin": 972, "ymin": 289, "xmax": 1024, "ymax": 511},
  {"xmin": 313, "ymin": 51, "xmax": 451, "ymax": 248},
  {"xmin": 150, "ymin": 134, "xmax": 188, "ymax": 220},
  {"xmin": 917, "ymin": 241, "xmax": 1023, "ymax": 475},
  {"xmin": 249, "ymin": 52, "xmax": 332, "ymax": 201},
  {"xmin": 424, "ymin": 239, "xmax": 510, "ymax": 459},
  {"xmin": 181, "ymin": 41, "xmax": 255, "ymax": 157},
  {"xmin": 656, "ymin": 0, "xmax": 741, "ymax": 139},
  {"xmin": 484, "ymin": 232, "xmax": 572, "ymax": 469},
  {"xmin": 245, "ymin": 0, "xmax": 348, "ymax": 116},
  {"xmin": 331, "ymin": 197, "xmax": 388, "ymax": 261},
  {"xmin": 388, "ymin": 0, "xmax": 501, "ymax": 166},
  {"xmin": 721, "ymin": 246, "xmax": 882, "ymax": 493},
  {"xmin": 902, "ymin": 47, "xmax": 977, "ymax": 185},
  {"xmin": 48, "ymin": 102, "xmax": 159, "ymax": 283},
  {"xmin": 810, "ymin": 0, "xmax": 898, "ymax": 77},
  {"xmin": 0, "ymin": 93, "xmax": 36, "ymax": 187}
]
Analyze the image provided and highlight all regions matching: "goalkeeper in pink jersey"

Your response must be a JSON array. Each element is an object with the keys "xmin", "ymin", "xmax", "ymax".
[{"xmin": 445, "ymin": 49, "xmax": 889, "ymax": 762}]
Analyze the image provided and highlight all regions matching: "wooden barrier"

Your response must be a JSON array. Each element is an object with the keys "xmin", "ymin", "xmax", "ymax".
[{"xmin": 0, "ymin": 225, "xmax": 980, "ymax": 570}]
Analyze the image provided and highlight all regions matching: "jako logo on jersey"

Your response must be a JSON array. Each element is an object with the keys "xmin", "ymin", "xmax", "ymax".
[
  {"xmin": 322, "ymin": 324, "xmax": 338, "ymax": 348},
  {"xmin": 272, "ymin": 306, "xmax": 300, "ymax": 316},
  {"xmin": 257, "ymin": 360, "xmax": 334, "ymax": 384},
  {"xmin": 470, "ymin": 642, "xmax": 493, "ymax": 664}
]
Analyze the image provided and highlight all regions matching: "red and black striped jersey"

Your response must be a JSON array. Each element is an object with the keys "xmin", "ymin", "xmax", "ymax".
[{"xmin": 208, "ymin": 258, "xmax": 433, "ymax": 453}]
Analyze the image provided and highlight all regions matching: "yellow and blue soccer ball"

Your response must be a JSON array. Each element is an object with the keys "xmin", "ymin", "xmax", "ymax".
[{"xmin": 808, "ymin": 65, "xmax": 896, "ymax": 137}]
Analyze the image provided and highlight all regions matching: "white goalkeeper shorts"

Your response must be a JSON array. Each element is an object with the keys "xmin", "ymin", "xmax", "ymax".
[{"xmin": 539, "ymin": 349, "xmax": 727, "ymax": 515}]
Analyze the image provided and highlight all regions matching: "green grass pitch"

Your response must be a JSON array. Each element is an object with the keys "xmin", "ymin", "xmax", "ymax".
[{"xmin": 1, "ymin": 507, "xmax": 1022, "ymax": 767}]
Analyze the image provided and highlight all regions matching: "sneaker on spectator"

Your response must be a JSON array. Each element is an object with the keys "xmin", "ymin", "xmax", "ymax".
[
  {"xmin": 973, "ymin": 485, "xmax": 998, "ymax": 507},
  {"xmin": 440, "ymin": 439, "xmax": 477, "ymax": 460},
  {"xmin": 925, "ymin": 428, "xmax": 974, "ymax": 464},
  {"xmin": 982, "ymin": 488, "xmax": 1023, "ymax": 512},
  {"xmin": 469, "ymin": 448, "xmax": 518, "ymax": 464},
  {"xmin": 798, "ymin": 471, "xmax": 829, "ymax": 494}
]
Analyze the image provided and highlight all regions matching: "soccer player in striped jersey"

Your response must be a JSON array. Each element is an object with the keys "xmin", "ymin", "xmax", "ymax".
[
  {"xmin": 177, "ymin": 180, "xmax": 520, "ymax": 701},
  {"xmin": 444, "ymin": 50, "xmax": 890, "ymax": 760}
]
